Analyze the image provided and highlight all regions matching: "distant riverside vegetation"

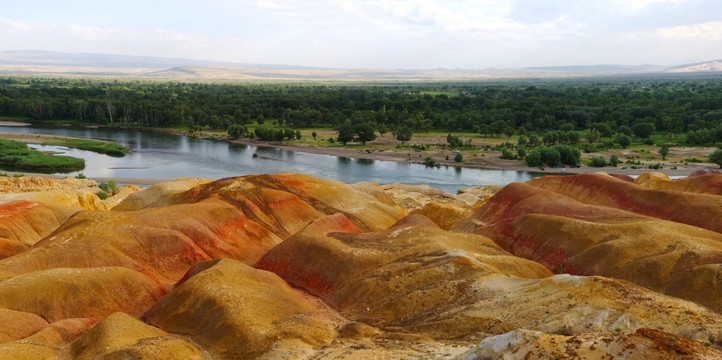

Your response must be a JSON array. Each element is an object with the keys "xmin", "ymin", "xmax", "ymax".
[{"xmin": 1, "ymin": 76, "xmax": 722, "ymax": 148}]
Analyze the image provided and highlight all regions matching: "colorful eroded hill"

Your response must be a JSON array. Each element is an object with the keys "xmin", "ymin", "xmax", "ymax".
[{"xmin": 0, "ymin": 172, "xmax": 720, "ymax": 359}]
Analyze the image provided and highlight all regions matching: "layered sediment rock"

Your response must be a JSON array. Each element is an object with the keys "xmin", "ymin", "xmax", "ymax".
[{"xmin": 0, "ymin": 172, "xmax": 719, "ymax": 359}]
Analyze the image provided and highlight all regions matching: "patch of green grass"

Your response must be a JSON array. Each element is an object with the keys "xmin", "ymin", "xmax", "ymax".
[
  {"xmin": 0, "ymin": 139, "xmax": 85, "ymax": 172},
  {"xmin": 41, "ymin": 138, "xmax": 130, "ymax": 157}
]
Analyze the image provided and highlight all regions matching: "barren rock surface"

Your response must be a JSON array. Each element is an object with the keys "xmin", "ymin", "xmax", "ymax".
[{"xmin": 0, "ymin": 172, "xmax": 719, "ymax": 359}]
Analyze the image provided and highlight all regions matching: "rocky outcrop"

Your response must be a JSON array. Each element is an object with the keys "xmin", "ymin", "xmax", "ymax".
[{"xmin": 461, "ymin": 328, "xmax": 721, "ymax": 359}]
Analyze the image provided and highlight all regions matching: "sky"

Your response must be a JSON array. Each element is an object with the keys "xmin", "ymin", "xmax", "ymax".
[{"xmin": 1, "ymin": 0, "xmax": 721, "ymax": 69}]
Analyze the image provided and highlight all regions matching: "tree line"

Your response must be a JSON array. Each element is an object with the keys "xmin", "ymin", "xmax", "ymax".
[{"xmin": 1, "ymin": 76, "xmax": 722, "ymax": 146}]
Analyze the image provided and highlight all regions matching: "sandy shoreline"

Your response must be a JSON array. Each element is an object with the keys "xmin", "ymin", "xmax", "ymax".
[{"xmin": 227, "ymin": 137, "xmax": 719, "ymax": 177}]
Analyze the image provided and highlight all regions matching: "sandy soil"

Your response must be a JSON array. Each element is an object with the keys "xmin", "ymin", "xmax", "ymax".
[
  {"xmin": 0, "ymin": 121, "xmax": 31, "ymax": 126},
  {"xmin": 229, "ymin": 135, "xmax": 720, "ymax": 177}
]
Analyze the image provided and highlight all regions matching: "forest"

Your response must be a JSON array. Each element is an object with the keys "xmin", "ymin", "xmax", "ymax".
[{"xmin": 1, "ymin": 76, "xmax": 722, "ymax": 147}]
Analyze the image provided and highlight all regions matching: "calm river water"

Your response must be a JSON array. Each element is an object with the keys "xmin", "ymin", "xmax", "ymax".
[{"xmin": 0, "ymin": 125, "xmax": 539, "ymax": 193}]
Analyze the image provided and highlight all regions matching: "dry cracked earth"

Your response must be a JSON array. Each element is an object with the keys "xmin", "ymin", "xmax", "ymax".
[{"xmin": 0, "ymin": 171, "xmax": 721, "ymax": 359}]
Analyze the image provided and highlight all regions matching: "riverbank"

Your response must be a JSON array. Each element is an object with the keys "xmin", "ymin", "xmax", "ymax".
[
  {"xmin": 3, "ymin": 120, "xmax": 718, "ymax": 178},
  {"xmin": 0, "ymin": 132, "xmax": 131, "ymax": 156},
  {"xmin": 227, "ymin": 136, "xmax": 719, "ymax": 177}
]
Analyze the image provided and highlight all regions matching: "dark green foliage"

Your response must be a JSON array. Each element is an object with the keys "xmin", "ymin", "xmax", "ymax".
[
  {"xmin": 454, "ymin": 152, "xmax": 463, "ymax": 162},
  {"xmin": 539, "ymin": 146, "xmax": 561, "ymax": 166},
  {"xmin": 709, "ymin": 149, "xmax": 722, "ymax": 168},
  {"xmin": 590, "ymin": 123, "xmax": 613, "ymax": 138},
  {"xmin": 590, "ymin": 157, "xmax": 607, "ymax": 167},
  {"xmin": 525, "ymin": 149, "xmax": 542, "ymax": 167},
  {"xmin": 609, "ymin": 154, "xmax": 620, "ymax": 166},
  {"xmin": 501, "ymin": 148, "xmax": 515, "ymax": 160},
  {"xmin": 615, "ymin": 134, "xmax": 632, "ymax": 148},
  {"xmin": 543, "ymin": 131, "xmax": 559, "ymax": 145},
  {"xmin": 311, "ymin": 131, "xmax": 317, "ymax": 140},
  {"xmin": 0, "ymin": 139, "xmax": 84, "ymax": 171},
  {"xmin": 447, "ymin": 133, "xmax": 463, "ymax": 148},
  {"xmin": 527, "ymin": 135, "xmax": 541, "ymax": 147},
  {"xmin": 354, "ymin": 122, "xmax": 376, "ymax": 145},
  {"xmin": 659, "ymin": 144, "xmax": 669, "ymax": 160},
  {"xmin": 337, "ymin": 123, "xmax": 355, "ymax": 145},
  {"xmin": 618, "ymin": 126, "xmax": 633, "ymax": 136},
  {"xmin": 395, "ymin": 126, "xmax": 413, "ymax": 145},
  {"xmin": 553, "ymin": 144, "xmax": 581, "ymax": 166},
  {"xmin": 295, "ymin": 130, "xmax": 302, "ymax": 140},
  {"xmin": 517, "ymin": 135, "xmax": 528, "ymax": 147},
  {"xmin": 228, "ymin": 124, "xmax": 246, "ymax": 139},
  {"xmin": 1, "ymin": 77, "xmax": 722, "ymax": 142},
  {"xmin": 254, "ymin": 126, "xmax": 276, "ymax": 141},
  {"xmin": 423, "ymin": 156, "xmax": 439, "ymax": 167},
  {"xmin": 632, "ymin": 123, "xmax": 655, "ymax": 139},
  {"xmin": 517, "ymin": 146, "xmax": 527, "ymax": 158}
]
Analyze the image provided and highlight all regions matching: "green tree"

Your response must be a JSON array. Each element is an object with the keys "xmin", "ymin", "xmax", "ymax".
[
  {"xmin": 709, "ymin": 148, "xmax": 722, "ymax": 168},
  {"xmin": 295, "ymin": 130, "xmax": 302, "ymax": 140},
  {"xmin": 609, "ymin": 154, "xmax": 620, "ymax": 166},
  {"xmin": 618, "ymin": 126, "xmax": 633, "ymax": 136},
  {"xmin": 632, "ymin": 123, "xmax": 656, "ymax": 139},
  {"xmin": 503, "ymin": 126, "xmax": 515, "ymax": 138},
  {"xmin": 553, "ymin": 144, "xmax": 581, "ymax": 166},
  {"xmin": 337, "ymin": 123, "xmax": 355, "ymax": 145},
  {"xmin": 395, "ymin": 126, "xmax": 413, "ymax": 145},
  {"xmin": 518, "ymin": 135, "xmax": 528, "ymax": 147},
  {"xmin": 517, "ymin": 146, "xmax": 527, "ymax": 158},
  {"xmin": 659, "ymin": 144, "xmax": 670, "ymax": 160},
  {"xmin": 501, "ymin": 148, "xmax": 515, "ymax": 160},
  {"xmin": 454, "ymin": 152, "xmax": 463, "ymax": 162},
  {"xmin": 447, "ymin": 133, "xmax": 463, "ymax": 148},
  {"xmin": 528, "ymin": 135, "xmax": 541, "ymax": 147},
  {"xmin": 616, "ymin": 134, "xmax": 632, "ymax": 148},
  {"xmin": 539, "ymin": 146, "xmax": 561, "ymax": 166},
  {"xmin": 526, "ymin": 149, "xmax": 542, "ymax": 167},
  {"xmin": 227, "ymin": 124, "xmax": 246, "ymax": 139},
  {"xmin": 312, "ymin": 131, "xmax": 317, "ymax": 140},
  {"xmin": 586, "ymin": 128, "xmax": 600, "ymax": 144},
  {"xmin": 354, "ymin": 122, "xmax": 377, "ymax": 145}
]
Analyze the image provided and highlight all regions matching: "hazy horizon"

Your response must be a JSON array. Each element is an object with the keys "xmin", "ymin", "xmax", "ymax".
[{"xmin": 1, "ymin": 1, "xmax": 721, "ymax": 70}]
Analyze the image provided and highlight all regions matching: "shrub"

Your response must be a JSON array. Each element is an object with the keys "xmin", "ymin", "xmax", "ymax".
[
  {"xmin": 95, "ymin": 191, "xmax": 109, "ymax": 200},
  {"xmin": 454, "ymin": 152, "xmax": 463, "ymax": 162},
  {"xmin": 609, "ymin": 154, "xmax": 620, "ymax": 166},
  {"xmin": 501, "ymin": 148, "xmax": 515, "ymax": 160},
  {"xmin": 590, "ymin": 157, "xmax": 607, "ymax": 167}
]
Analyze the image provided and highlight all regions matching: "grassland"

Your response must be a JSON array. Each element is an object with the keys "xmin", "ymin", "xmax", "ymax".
[
  {"xmin": 0, "ymin": 131, "xmax": 131, "ymax": 157},
  {"xmin": 0, "ymin": 139, "xmax": 85, "ymax": 171}
]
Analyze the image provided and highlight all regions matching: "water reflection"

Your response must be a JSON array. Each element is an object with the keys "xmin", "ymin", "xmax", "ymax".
[{"xmin": 0, "ymin": 125, "xmax": 540, "ymax": 193}]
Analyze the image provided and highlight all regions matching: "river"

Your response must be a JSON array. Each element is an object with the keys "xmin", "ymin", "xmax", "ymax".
[{"xmin": 0, "ymin": 125, "xmax": 539, "ymax": 193}]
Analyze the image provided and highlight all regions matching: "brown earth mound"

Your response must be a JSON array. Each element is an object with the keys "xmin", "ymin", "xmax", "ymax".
[
  {"xmin": 71, "ymin": 312, "xmax": 205, "ymax": 360},
  {"xmin": 527, "ymin": 173, "xmax": 722, "ymax": 233},
  {"xmin": 455, "ymin": 180, "xmax": 722, "ymax": 312},
  {"xmin": 144, "ymin": 258, "xmax": 340, "ymax": 359},
  {"xmin": 0, "ymin": 172, "xmax": 720, "ymax": 358}
]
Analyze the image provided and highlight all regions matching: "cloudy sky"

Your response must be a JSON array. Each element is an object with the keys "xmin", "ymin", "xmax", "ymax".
[{"xmin": 1, "ymin": 0, "xmax": 721, "ymax": 69}]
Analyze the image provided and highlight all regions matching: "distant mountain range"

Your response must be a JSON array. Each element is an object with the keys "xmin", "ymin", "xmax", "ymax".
[{"xmin": 0, "ymin": 50, "xmax": 720, "ymax": 80}]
